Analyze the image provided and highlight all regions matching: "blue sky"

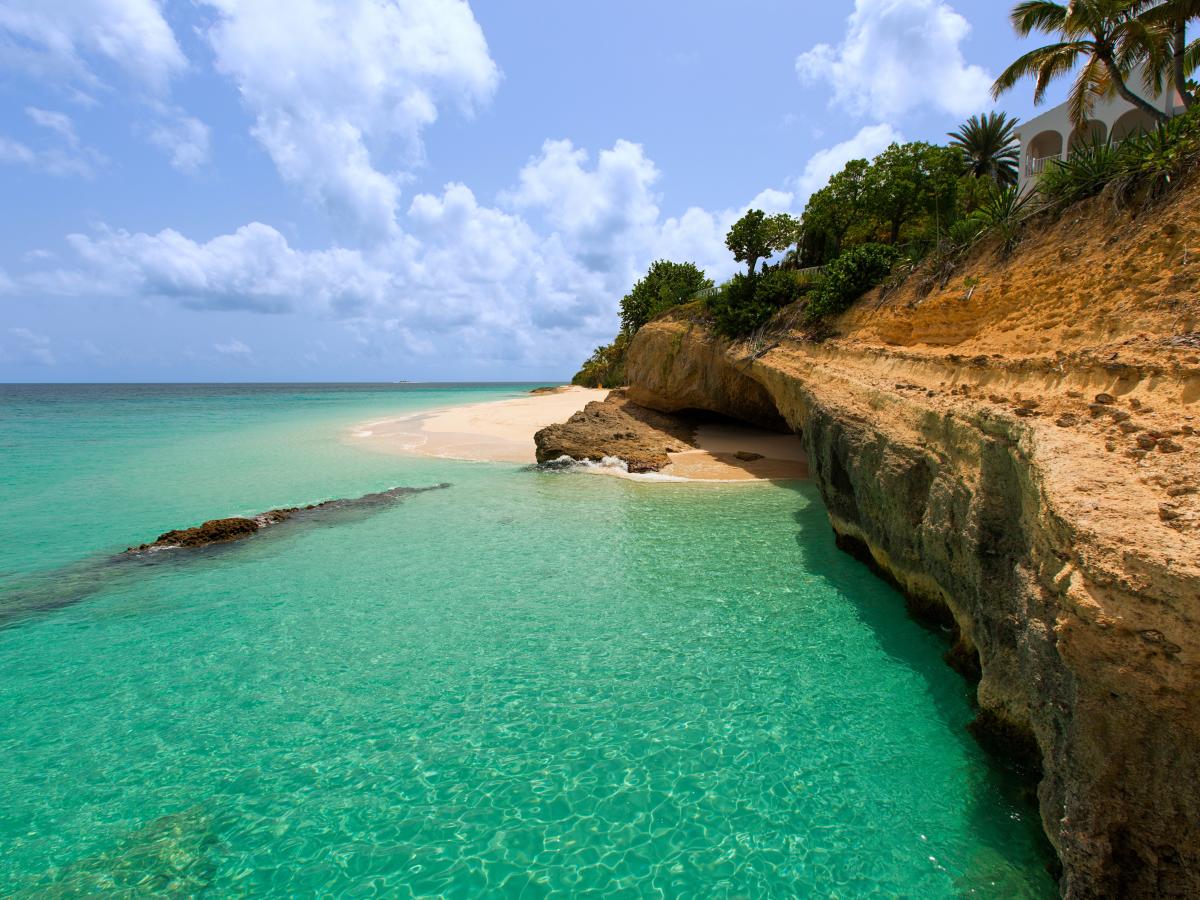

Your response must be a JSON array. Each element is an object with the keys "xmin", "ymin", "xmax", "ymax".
[{"xmin": 0, "ymin": 0, "xmax": 1067, "ymax": 382}]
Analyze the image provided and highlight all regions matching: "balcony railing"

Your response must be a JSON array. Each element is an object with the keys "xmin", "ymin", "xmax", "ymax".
[{"xmin": 1026, "ymin": 154, "xmax": 1061, "ymax": 176}]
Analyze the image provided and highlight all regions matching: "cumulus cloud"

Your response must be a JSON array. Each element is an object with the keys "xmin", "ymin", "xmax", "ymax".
[
  {"xmin": 0, "ymin": 0, "xmax": 186, "ymax": 94},
  {"xmin": 25, "ymin": 132, "xmax": 814, "ymax": 371},
  {"xmin": 202, "ymin": 0, "xmax": 500, "ymax": 241},
  {"xmin": 146, "ymin": 112, "xmax": 211, "ymax": 173},
  {"xmin": 793, "ymin": 123, "xmax": 903, "ymax": 199},
  {"xmin": 797, "ymin": 0, "xmax": 991, "ymax": 119},
  {"xmin": 505, "ymin": 139, "xmax": 660, "ymax": 276},
  {"xmin": 57, "ymin": 222, "xmax": 392, "ymax": 315}
]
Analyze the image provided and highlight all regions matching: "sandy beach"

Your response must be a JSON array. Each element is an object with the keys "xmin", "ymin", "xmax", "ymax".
[{"xmin": 353, "ymin": 387, "xmax": 807, "ymax": 482}]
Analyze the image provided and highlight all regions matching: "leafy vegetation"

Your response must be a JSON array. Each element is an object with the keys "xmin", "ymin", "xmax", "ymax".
[
  {"xmin": 571, "ymin": 331, "xmax": 630, "ymax": 388},
  {"xmin": 804, "ymin": 244, "xmax": 901, "ymax": 322},
  {"xmin": 993, "ymin": 0, "xmax": 1172, "ymax": 127},
  {"xmin": 708, "ymin": 267, "xmax": 810, "ymax": 338},
  {"xmin": 724, "ymin": 210, "xmax": 802, "ymax": 276},
  {"xmin": 619, "ymin": 260, "xmax": 712, "ymax": 334},
  {"xmin": 948, "ymin": 112, "xmax": 1021, "ymax": 187}
]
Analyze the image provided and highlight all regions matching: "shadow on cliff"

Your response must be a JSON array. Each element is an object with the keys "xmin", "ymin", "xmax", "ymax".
[
  {"xmin": 775, "ymin": 479, "xmax": 1059, "ymax": 888},
  {"xmin": 0, "ymin": 483, "xmax": 450, "ymax": 631}
]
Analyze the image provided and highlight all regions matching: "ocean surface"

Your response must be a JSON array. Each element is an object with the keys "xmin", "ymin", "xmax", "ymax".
[{"xmin": 0, "ymin": 383, "xmax": 1055, "ymax": 896}]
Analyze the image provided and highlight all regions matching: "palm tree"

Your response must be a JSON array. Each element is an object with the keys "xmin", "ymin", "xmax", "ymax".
[
  {"xmin": 993, "ymin": 0, "xmax": 1169, "ymax": 127},
  {"xmin": 1134, "ymin": 0, "xmax": 1199, "ymax": 109},
  {"xmin": 947, "ymin": 112, "xmax": 1021, "ymax": 186}
]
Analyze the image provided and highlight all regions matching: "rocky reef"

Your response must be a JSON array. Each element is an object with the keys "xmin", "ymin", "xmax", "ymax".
[
  {"xmin": 557, "ymin": 179, "xmax": 1200, "ymax": 896},
  {"xmin": 126, "ymin": 484, "xmax": 450, "ymax": 553}
]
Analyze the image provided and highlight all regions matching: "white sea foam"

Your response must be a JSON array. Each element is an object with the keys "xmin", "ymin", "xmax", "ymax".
[{"xmin": 543, "ymin": 455, "xmax": 692, "ymax": 482}]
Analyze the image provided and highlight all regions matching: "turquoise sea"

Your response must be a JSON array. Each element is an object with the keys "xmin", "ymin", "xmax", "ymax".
[{"xmin": 0, "ymin": 384, "xmax": 1055, "ymax": 896}]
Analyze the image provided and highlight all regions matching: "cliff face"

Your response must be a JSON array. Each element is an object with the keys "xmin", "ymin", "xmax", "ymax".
[{"xmin": 621, "ymin": 184, "xmax": 1200, "ymax": 898}]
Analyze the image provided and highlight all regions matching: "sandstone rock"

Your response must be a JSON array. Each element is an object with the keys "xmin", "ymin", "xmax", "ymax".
[
  {"xmin": 1094, "ymin": 392, "xmax": 1116, "ymax": 404},
  {"xmin": 1137, "ymin": 435, "xmax": 1158, "ymax": 450},
  {"xmin": 533, "ymin": 390, "xmax": 697, "ymax": 472},
  {"xmin": 621, "ymin": 310, "xmax": 1200, "ymax": 897},
  {"xmin": 1158, "ymin": 439, "xmax": 1183, "ymax": 453},
  {"xmin": 734, "ymin": 450, "xmax": 765, "ymax": 462}
]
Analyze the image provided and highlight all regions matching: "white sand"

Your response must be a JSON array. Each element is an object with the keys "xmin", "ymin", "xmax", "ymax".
[
  {"xmin": 352, "ymin": 386, "xmax": 608, "ymax": 463},
  {"xmin": 352, "ymin": 386, "xmax": 807, "ymax": 482}
]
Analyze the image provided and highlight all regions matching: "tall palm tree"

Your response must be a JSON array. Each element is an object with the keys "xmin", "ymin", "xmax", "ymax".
[
  {"xmin": 993, "ymin": 0, "xmax": 1169, "ymax": 127},
  {"xmin": 1135, "ymin": 0, "xmax": 1199, "ymax": 109},
  {"xmin": 947, "ymin": 112, "xmax": 1021, "ymax": 186}
]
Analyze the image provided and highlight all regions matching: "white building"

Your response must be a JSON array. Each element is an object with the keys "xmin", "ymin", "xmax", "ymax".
[{"xmin": 1016, "ymin": 76, "xmax": 1186, "ymax": 194}]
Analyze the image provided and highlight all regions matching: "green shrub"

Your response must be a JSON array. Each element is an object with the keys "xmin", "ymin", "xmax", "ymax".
[
  {"xmin": 805, "ymin": 243, "xmax": 900, "ymax": 321},
  {"xmin": 619, "ymin": 260, "xmax": 711, "ymax": 334},
  {"xmin": 707, "ymin": 267, "xmax": 809, "ymax": 337},
  {"xmin": 1118, "ymin": 110, "xmax": 1200, "ymax": 197},
  {"xmin": 1038, "ymin": 138, "xmax": 1125, "ymax": 204},
  {"xmin": 969, "ymin": 183, "xmax": 1037, "ymax": 254}
]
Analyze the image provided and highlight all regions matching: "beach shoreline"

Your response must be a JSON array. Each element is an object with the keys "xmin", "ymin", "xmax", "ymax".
[{"xmin": 350, "ymin": 386, "xmax": 807, "ymax": 482}]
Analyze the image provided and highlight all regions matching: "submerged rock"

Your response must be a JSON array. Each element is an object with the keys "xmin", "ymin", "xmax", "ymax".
[{"xmin": 125, "ymin": 484, "xmax": 450, "ymax": 553}]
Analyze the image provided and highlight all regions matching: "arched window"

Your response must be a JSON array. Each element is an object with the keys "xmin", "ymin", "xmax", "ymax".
[
  {"xmin": 1069, "ymin": 120, "xmax": 1108, "ymax": 153},
  {"xmin": 1026, "ymin": 130, "xmax": 1064, "ymax": 175},
  {"xmin": 1111, "ymin": 109, "xmax": 1159, "ymax": 143}
]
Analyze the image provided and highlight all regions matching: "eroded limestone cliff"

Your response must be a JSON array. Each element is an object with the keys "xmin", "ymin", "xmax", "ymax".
[{"xmin": 613, "ymin": 183, "xmax": 1200, "ymax": 897}]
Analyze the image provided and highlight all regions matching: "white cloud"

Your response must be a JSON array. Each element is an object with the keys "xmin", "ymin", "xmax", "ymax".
[
  {"xmin": 0, "ymin": 0, "xmax": 186, "ymax": 93},
  {"xmin": 797, "ymin": 0, "xmax": 991, "ymax": 119},
  {"xmin": 24, "ymin": 136, "xmax": 811, "ymax": 371},
  {"xmin": 57, "ymin": 222, "xmax": 392, "ymax": 315},
  {"xmin": 793, "ymin": 123, "xmax": 903, "ymax": 199},
  {"xmin": 147, "ymin": 112, "xmax": 211, "ymax": 173},
  {"xmin": 0, "ymin": 132, "xmax": 103, "ymax": 178},
  {"xmin": 4, "ymin": 328, "xmax": 55, "ymax": 366},
  {"xmin": 202, "ymin": 0, "xmax": 500, "ymax": 241},
  {"xmin": 505, "ymin": 139, "xmax": 661, "ymax": 277},
  {"xmin": 26, "ymin": 107, "xmax": 78, "ymax": 146},
  {"xmin": 214, "ymin": 338, "xmax": 253, "ymax": 358}
]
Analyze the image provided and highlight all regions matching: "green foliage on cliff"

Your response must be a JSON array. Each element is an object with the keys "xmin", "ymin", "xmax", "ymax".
[
  {"xmin": 799, "ymin": 142, "xmax": 966, "ymax": 266},
  {"xmin": 619, "ymin": 260, "xmax": 712, "ymax": 335},
  {"xmin": 805, "ymin": 244, "xmax": 900, "ymax": 322},
  {"xmin": 707, "ymin": 267, "xmax": 811, "ymax": 337},
  {"xmin": 572, "ymin": 331, "xmax": 630, "ymax": 388},
  {"xmin": 725, "ymin": 210, "xmax": 802, "ymax": 276}
]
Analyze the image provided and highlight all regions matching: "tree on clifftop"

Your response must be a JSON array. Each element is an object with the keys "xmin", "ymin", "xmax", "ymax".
[
  {"xmin": 948, "ymin": 112, "xmax": 1021, "ymax": 187},
  {"xmin": 618, "ymin": 260, "xmax": 712, "ymax": 334},
  {"xmin": 725, "ymin": 210, "xmax": 801, "ymax": 277},
  {"xmin": 862, "ymin": 142, "xmax": 964, "ymax": 244},
  {"xmin": 992, "ymin": 0, "xmax": 1169, "ymax": 127}
]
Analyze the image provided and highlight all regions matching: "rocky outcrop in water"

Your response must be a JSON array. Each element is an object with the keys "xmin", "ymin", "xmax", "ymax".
[
  {"xmin": 598, "ymin": 178, "xmax": 1200, "ymax": 897},
  {"xmin": 0, "ymin": 485, "xmax": 452, "ymax": 632},
  {"xmin": 125, "ymin": 485, "xmax": 449, "ymax": 553},
  {"xmin": 533, "ymin": 390, "xmax": 697, "ymax": 472}
]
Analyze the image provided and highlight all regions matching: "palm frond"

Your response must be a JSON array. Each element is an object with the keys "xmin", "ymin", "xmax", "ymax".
[
  {"xmin": 1011, "ymin": 1, "xmax": 1070, "ymax": 36},
  {"xmin": 1068, "ymin": 55, "xmax": 1108, "ymax": 124},
  {"xmin": 993, "ymin": 42, "xmax": 1085, "ymax": 99}
]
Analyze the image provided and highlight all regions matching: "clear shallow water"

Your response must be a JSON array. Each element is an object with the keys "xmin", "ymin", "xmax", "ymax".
[{"xmin": 0, "ymin": 384, "xmax": 1055, "ymax": 896}]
